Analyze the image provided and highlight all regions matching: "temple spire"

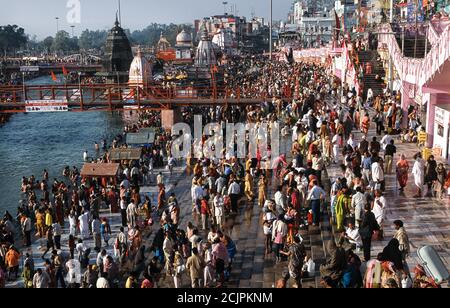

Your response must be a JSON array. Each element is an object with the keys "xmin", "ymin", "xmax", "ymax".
[{"xmin": 115, "ymin": 11, "xmax": 119, "ymax": 27}]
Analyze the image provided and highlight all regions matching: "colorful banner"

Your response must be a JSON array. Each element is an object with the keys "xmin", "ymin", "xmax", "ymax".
[{"xmin": 25, "ymin": 99, "xmax": 68, "ymax": 113}]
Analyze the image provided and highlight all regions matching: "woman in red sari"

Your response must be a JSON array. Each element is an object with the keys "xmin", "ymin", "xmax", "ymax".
[
  {"xmin": 396, "ymin": 154, "xmax": 409, "ymax": 191},
  {"xmin": 361, "ymin": 113, "xmax": 370, "ymax": 135}
]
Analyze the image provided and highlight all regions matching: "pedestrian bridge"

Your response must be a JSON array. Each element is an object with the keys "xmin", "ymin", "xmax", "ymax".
[{"xmin": 0, "ymin": 83, "xmax": 292, "ymax": 113}]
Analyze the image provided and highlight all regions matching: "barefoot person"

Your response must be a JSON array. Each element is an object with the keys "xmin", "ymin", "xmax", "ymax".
[{"xmin": 396, "ymin": 154, "xmax": 409, "ymax": 191}]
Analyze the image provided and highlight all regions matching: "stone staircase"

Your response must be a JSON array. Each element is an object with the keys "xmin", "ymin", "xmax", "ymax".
[
  {"xmin": 395, "ymin": 35, "xmax": 431, "ymax": 59},
  {"xmin": 358, "ymin": 50, "xmax": 386, "ymax": 99},
  {"xmin": 228, "ymin": 168, "xmax": 336, "ymax": 289}
]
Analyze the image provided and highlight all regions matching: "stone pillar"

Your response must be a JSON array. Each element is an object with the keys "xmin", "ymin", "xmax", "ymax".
[
  {"xmin": 161, "ymin": 107, "xmax": 183, "ymax": 131},
  {"xmin": 401, "ymin": 82, "xmax": 414, "ymax": 128},
  {"xmin": 425, "ymin": 93, "xmax": 438, "ymax": 148}
]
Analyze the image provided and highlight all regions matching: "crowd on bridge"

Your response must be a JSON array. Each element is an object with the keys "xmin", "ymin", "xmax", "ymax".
[{"xmin": 0, "ymin": 52, "xmax": 447, "ymax": 289}]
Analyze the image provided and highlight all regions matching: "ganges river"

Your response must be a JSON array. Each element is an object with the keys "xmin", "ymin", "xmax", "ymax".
[{"xmin": 0, "ymin": 75, "xmax": 125, "ymax": 214}]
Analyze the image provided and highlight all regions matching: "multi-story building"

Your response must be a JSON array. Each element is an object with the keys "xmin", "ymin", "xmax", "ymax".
[
  {"xmin": 281, "ymin": 0, "xmax": 335, "ymax": 48},
  {"xmin": 194, "ymin": 14, "xmax": 269, "ymax": 52}
]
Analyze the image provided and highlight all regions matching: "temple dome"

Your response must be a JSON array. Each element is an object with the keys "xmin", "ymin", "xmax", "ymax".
[
  {"xmin": 176, "ymin": 29, "xmax": 192, "ymax": 47},
  {"xmin": 128, "ymin": 49, "xmax": 152, "ymax": 85}
]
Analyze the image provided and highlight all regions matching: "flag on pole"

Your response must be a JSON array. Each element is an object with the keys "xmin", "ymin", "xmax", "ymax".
[
  {"xmin": 62, "ymin": 66, "xmax": 69, "ymax": 76},
  {"xmin": 51, "ymin": 71, "xmax": 58, "ymax": 82}
]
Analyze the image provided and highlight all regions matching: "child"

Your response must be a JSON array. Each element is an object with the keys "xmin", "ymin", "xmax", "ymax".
[
  {"xmin": 100, "ymin": 218, "xmax": 112, "ymax": 247},
  {"xmin": 263, "ymin": 220, "xmax": 272, "ymax": 255},
  {"xmin": 307, "ymin": 209, "xmax": 313, "ymax": 226}
]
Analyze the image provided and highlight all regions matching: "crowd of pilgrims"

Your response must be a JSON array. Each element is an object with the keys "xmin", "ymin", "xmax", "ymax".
[{"xmin": 0, "ymin": 54, "xmax": 444, "ymax": 289}]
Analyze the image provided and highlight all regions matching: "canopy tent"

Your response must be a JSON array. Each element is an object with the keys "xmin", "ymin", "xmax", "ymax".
[
  {"xmin": 109, "ymin": 148, "xmax": 142, "ymax": 161},
  {"xmin": 126, "ymin": 130, "xmax": 155, "ymax": 145},
  {"xmin": 80, "ymin": 163, "xmax": 120, "ymax": 178}
]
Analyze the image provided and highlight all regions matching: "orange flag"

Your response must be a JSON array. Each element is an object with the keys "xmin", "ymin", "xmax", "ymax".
[
  {"xmin": 62, "ymin": 66, "xmax": 69, "ymax": 76},
  {"xmin": 51, "ymin": 71, "xmax": 57, "ymax": 81}
]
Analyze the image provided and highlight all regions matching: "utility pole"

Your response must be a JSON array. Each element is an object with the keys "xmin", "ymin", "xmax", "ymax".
[
  {"xmin": 269, "ymin": 0, "xmax": 273, "ymax": 60},
  {"xmin": 414, "ymin": 0, "xmax": 418, "ymax": 58},
  {"xmin": 388, "ymin": 0, "xmax": 394, "ymax": 92},
  {"xmin": 402, "ymin": 25, "xmax": 405, "ymax": 55}
]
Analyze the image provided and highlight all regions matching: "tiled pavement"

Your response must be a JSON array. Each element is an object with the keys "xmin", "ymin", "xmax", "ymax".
[
  {"xmin": 326, "ymin": 127, "xmax": 450, "ymax": 274},
  {"xmin": 5, "ymin": 166, "xmax": 185, "ymax": 288},
  {"xmin": 8, "ymin": 121, "xmax": 449, "ymax": 289}
]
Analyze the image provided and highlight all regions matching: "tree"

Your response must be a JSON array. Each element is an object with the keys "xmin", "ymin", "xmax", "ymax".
[
  {"xmin": 52, "ymin": 30, "xmax": 79, "ymax": 54},
  {"xmin": 130, "ymin": 23, "xmax": 193, "ymax": 47},
  {"xmin": 42, "ymin": 36, "xmax": 54, "ymax": 53},
  {"xmin": 0, "ymin": 24, "xmax": 28, "ymax": 54},
  {"xmin": 79, "ymin": 29, "xmax": 108, "ymax": 51}
]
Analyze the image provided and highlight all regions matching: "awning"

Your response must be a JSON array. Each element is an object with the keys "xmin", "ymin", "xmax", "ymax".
[
  {"xmin": 80, "ymin": 163, "xmax": 120, "ymax": 177},
  {"xmin": 126, "ymin": 131, "xmax": 155, "ymax": 145},
  {"xmin": 109, "ymin": 148, "xmax": 142, "ymax": 161}
]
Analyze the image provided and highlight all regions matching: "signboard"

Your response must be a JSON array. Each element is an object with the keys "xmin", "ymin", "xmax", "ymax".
[
  {"xmin": 436, "ymin": 107, "xmax": 445, "ymax": 125},
  {"xmin": 157, "ymin": 49, "xmax": 176, "ymax": 62},
  {"xmin": 20, "ymin": 66, "xmax": 39, "ymax": 72},
  {"xmin": 25, "ymin": 99, "xmax": 68, "ymax": 113}
]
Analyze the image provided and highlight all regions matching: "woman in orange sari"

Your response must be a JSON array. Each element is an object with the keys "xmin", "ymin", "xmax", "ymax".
[
  {"xmin": 361, "ymin": 113, "xmax": 370, "ymax": 135},
  {"xmin": 396, "ymin": 154, "xmax": 409, "ymax": 191}
]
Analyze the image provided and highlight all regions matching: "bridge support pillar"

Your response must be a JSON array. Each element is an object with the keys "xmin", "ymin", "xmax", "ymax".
[{"xmin": 161, "ymin": 107, "xmax": 183, "ymax": 131}]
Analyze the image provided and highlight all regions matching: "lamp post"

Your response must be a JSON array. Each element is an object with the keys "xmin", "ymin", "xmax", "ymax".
[
  {"xmin": 70, "ymin": 25, "xmax": 75, "ymax": 37},
  {"xmin": 55, "ymin": 17, "xmax": 59, "ymax": 34},
  {"xmin": 388, "ymin": 0, "xmax": 394, "ymax": 92},
  {"xmin": 269, "ymin": 0, "xmax": 273, "ymax": 60},
  {"xmin": 22, "ymin": 72, "xmax": 26, "ymax": 102},
  {"xmin": 78, "ymin": 71, "xmax": 84, "ymax": 110},
  {"xmin": 222, "ymin": 2, "xmax": 228, "ymax": 15}
]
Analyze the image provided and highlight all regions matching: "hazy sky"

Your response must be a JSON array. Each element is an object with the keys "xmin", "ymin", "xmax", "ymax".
[{"xmin": 0, "ymin": 0, "xmax": 293, "ymax": 39}]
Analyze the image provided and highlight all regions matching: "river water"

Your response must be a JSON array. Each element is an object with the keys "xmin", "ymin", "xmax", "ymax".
[{"xmin": 0, "ymin": 75, "xmax": 125, "ymax": 214}]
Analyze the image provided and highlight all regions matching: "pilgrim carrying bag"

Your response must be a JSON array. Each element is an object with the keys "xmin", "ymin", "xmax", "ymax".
[{"xmin": 417, "ymin": 246, "xmax": 450, "ymax": 284}]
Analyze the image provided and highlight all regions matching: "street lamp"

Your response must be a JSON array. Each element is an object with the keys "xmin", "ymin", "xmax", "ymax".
[
  {"xmin": 223, "ymin": 2, "xmax": 228, "ymax": 15},
  {"xmin": 70, "ymin": 25, "xmax": 75, "ymax": 37},
  {"xmin": 55, "ymin": 17, "xmax": 60, "ymax": 34},
  {"xmin": 269, "ymin": 0, "xmax": 273, "ymax": 60},
  {"xmin": 22, "ymin": 72, "xmax": 26, "ymax": 102}
]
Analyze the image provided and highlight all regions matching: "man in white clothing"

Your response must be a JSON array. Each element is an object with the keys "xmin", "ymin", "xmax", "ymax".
[
  {"xmin": 332, "ymin": 133, "xmax": 341, "ymax": 164},
  {"xmin": 351, "ymin": 186, "xmax": 366, "ymax": 227},
  {"xmin": 371, "ymin": 157, "xmax": 384, "ymax": 191},
  {"xmin": 380, "ymin": 132, "xmax": 393, "ymax": 151},
  {"xmin": 213, "ymin": 193, "xmax": 225, "ymax": 228},
  {"xmin": 227, "ymin": 179, "xmax": 241, "ymax": 213},
  {"xmin": 191, "ymin": 182, "xmax": 204, "ymax": 214},
  {"xmin": 347, "ymin": 133, "xmax": 356, "ymax": 149},
  {"xmin": 373, "ymin": 190, "xmax": 387, "ymax": 227},
  {"xmin": 345, "ymin": 221, "xmax": 362, "ymax": 251},
  {"xmin": 126, "ymin": 200, "xmax": 137, "ymax": 228},
  {"xmin": 412, "ymin": 153, "xmax": 425, "ymax": 197}
]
